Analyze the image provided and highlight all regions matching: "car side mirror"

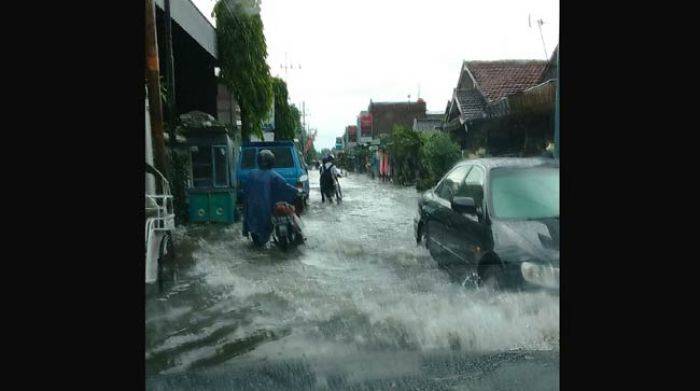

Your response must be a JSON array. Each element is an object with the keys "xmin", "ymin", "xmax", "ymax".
[{"xmin": 451, "ymin": 196, "xmax": 477, "ymax": 215}]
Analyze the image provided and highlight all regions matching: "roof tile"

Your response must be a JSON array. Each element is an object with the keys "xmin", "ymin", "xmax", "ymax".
[
  {"xmin": 466, "ymin": 60, "xmax": 547, "ymax": 102},
  {"xmin": 455, "ymin": 89, "xmax": 487, "ymax": 120}
]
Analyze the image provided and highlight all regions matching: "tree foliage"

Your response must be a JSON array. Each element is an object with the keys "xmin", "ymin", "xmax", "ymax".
[
  {"xmin": 214, "ymin": 0, "xmax": 272, "ymax": 141},
  {"xmin": 386, "ymin": 125, "xmax": 422, "ymax": 185},
  {"xmin": 416, "ymin": 132, "xmax": 462, "ymax": 191},
  {"xmin": 290, "ymin": 104, "xmax": 302, "ymax": 138},
  {"xmin": 304, "ymin": 143, "xmax": 319, "ymax": 164},
  {"xmin": 271, "ymin": 77, "xmax": 296, "ymax": 140}
]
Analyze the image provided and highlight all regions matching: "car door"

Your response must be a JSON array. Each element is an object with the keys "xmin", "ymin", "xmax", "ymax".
[
  {"xmin": 444, "ymin": 165, "xmax": 491, "ymax": 268},
  {"xmin": 426, "ymin": 165, "xmax": 471, "ymax": 266}
]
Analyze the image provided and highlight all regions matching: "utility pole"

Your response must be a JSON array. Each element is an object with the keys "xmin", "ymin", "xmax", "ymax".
[
  {"xmin": 280, "ymin": 52, "xmax": 301, "ymax": 83},
  {"xmin": 163, "ymin": 0, "xmax": 177, "ymax": 145},
  {"xmin": 529, "ymin": 14, "xmax": 549, "ymax": 61},
  {"xmin": 302, "ymin": 101, "xmax": 306, "ymax": 130},
  {"xmin": 145, "ymin": 0, "xmax": 169, "ymax": 177},
  {"xmin": 536, "ymin": 18, "xmax": 549, "ymax": 60}
]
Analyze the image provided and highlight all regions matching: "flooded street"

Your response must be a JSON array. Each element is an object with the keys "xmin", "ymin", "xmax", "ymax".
[{"xmin": 146, "ymin": 170, "xmax": 559, "ymax": 390}]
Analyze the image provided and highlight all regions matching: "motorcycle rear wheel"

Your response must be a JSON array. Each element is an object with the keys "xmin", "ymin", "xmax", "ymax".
[{"xmin": 276, "ymin": 235, "xmax": 289, "ymax": 252}]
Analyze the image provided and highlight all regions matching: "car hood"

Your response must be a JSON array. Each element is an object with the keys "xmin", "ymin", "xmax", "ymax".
[{"xmin": 491, "ymin": 218, "xmax": 559, "ymax": 266}]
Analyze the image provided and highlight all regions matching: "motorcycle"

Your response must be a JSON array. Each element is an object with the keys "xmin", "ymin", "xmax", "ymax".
[
  {"xmin": 321, "ymin": 178, "xmax": 343, "ymax": 204},
  {"xmin": 271, "ymin": 199, "xmax": 305, "ymax": 251}
]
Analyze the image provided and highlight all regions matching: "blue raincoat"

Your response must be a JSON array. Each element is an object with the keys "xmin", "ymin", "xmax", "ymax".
[{"xmin": 242, "ymin": 169, "xmax": 299, "ymax": 244}]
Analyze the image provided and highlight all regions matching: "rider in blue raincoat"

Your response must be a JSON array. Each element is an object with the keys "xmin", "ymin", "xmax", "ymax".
[{"xmin": 242, "ymin": 149, "xmax": 301, "ymax": 246}]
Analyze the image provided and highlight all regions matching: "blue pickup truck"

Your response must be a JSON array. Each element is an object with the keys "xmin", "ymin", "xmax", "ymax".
[{"xmin": 236, "ymin": 141, "xmax": 310, "ymax": 204}]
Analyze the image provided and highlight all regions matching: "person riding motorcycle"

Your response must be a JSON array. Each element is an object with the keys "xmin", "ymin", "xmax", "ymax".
[
  {"xmin": 242, "ymin": 149, "xmax": 304, "ymax": 247},
  {"xmin": 320, "ymin": 154, "xmax": 342, "ymax": 202}
]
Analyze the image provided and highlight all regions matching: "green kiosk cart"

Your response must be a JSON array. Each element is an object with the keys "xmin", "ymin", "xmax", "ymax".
[{"xmin": 183, "ymin": 124, "xmax": 238, "ymax": 224}]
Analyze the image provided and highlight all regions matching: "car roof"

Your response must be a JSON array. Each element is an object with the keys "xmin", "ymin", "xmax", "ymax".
[{"xmin": 455, "ymin": 157, "xmax": 558, "ymax": 170}]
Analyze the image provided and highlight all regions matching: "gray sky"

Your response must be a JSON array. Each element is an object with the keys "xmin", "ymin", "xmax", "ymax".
[{"xmin": 193, "ymin": 0, "xmax": 559, "ymax": 150}]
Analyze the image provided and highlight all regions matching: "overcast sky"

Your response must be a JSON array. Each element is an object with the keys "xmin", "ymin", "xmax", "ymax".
[{"xmin": 192, "ymin": 0, "xmax": 559, "ymax": 150}]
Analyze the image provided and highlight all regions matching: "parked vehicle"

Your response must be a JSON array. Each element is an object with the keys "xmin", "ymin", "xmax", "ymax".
[
  {"xmin": 414, "ymin": 157, "xmax": 559, "ymax": 290},
  {"xmin": 145, "ymin": 163, "xmax": 176, "ymax": 285},
  {"xmin": 271, "ymin": 200, "xmax": 305, "ymax": 251},
  {"xmin": 183, "ymin": 123, "xmax": 238, "ymax": 224},
  {"xmin": 237, "ymin": 141, "xmax": 310, "ymax": 209}
]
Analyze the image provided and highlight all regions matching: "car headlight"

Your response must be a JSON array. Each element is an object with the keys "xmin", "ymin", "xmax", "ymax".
[
  {"xmin": 521, "ymin": 262, "xmax": 559, "ymax": 288},
  {"xmin": 299, "ymin": 174, "xmax": 308, "ymax": 182}
]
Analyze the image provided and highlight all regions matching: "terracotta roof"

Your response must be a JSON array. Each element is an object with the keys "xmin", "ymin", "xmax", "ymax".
[
  {"xmin": 455, "ymin": 89, "xmax": 487, "ymax": 120},
  {"xmin": 466, "ymin": 60, "xmax": 547, "ymax": 102},
  {"xmin": 368, "ymin": 100, "xmax": 427, "ymax": 135}
]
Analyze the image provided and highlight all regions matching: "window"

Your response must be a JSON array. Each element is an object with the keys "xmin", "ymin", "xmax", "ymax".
[
  {"xmin": 241, "ymin": 149, "xmax": 257, "ymax": 169},
  {"xmin": 464, "ymin": 166, "xmax": 485, "ymax": 185},
  {"xmin": 191, "ymin": 145, "xmax": 212, "ymax": 188},
  {"xmin": 490, "ymin": 167, "xmax": 559, "ymax": 220},
  {"xmin": 268, "ymin": 147, "xmax": 294, "ymax": 168},
  {"xmin": 455, "ymin": 166, "xmax": 485, "ymax": 207},
  {"xmin": 435, "ymin": 165, "xmax": 471, "ymax": 200},
  {"xmin": 212, "ymin": 145, "xmax": 229, "ymax": 188}
]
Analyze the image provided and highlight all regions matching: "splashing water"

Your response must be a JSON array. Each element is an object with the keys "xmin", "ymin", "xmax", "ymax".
[{"xmin": 146, "ymin": 170, "xmax": 559, "ymax": 376}]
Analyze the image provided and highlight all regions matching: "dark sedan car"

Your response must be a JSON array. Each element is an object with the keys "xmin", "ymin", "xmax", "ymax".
[{"xmin": 414, "ymin": 157, "xmax": 559, "ymax": 290}]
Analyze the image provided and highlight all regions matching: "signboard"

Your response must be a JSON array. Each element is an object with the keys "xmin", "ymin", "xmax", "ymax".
[
  {"xmin": 347, "ymin": 125, "xmax": 358, "ymax": 143},
  {"xmin": 359, "ymin": 112, "xmax": 372, "ymax": 137},
  {"xmin": 335, "ymin": 137, "xmax": 344, "ymax": 150}
]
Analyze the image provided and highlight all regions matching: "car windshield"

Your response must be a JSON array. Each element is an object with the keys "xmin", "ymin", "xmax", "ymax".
[
  {"xmin": 490, "ymin": 167, "xmax": 559, "ymax": 220},
  {"xmin": 268, "ymin": 147, "xmax": 294, "ymax": 168}
]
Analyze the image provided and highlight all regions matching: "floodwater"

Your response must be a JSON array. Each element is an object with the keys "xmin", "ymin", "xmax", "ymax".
[{"xmin": 146, "ymin": 170, "xmax": 559, "ymax": 390}]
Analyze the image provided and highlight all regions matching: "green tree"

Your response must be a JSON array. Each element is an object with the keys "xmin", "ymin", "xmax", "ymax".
[
  {"xmin": 305, "ymin": 143, "xmax": 318, "ymax": 164},
  {"xmin": 271, "ymin": 77, "xmax": 296, "ymax": 140},
  {"xmin": 387, "ymin": 125, "xmax": 422, "ymax": 185},
  {"xmin": 417, "ymin": 132, "xmax": 462, "ymax": 191},
  {"xmin": 214, "ymin": 0, "xmax": 272, "ymax": 141},
  {"xmin": 290, "ymin": 104, "xmax": 302, "ymax": 138}
]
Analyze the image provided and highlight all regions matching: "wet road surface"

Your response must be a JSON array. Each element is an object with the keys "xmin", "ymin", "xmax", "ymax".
[{"xmin": 146, "ymin": 170, "xmax": 559, "ymax": 390}]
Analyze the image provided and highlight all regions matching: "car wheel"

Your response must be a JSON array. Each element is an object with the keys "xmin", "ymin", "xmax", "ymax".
[
  {"xmin": 459, "ymin": 268, "xmax": 479, "ymax": 289},
  {"xmin": 479, "ymin": 263, "xmax": 504, "ymax": 291},
  {"xmin": 277, "ymin": 235, "xmax": 288, "ymax": 252}
]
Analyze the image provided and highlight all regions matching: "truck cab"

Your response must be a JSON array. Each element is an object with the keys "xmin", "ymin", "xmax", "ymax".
[{"xmin": 236, "ymin": 141, "xmax": 310, "ymax": 204}]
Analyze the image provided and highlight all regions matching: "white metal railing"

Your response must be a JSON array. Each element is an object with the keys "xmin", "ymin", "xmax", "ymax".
[{"xmin": 145, "ymin": 164, "xmax": 176, "ymax": 238}]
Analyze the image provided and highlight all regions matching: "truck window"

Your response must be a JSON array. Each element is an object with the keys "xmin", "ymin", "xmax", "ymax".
[
  {"xmin": 212, "ymin": 145, "xmax": 229, "ymax": 188},
  {"xmin": 268, "ymin": 147, "xmax": 294, "ymax": 168},
  {"xmin": 191, "ymin": 146, "xmax": 212, "ymax": 188}
]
